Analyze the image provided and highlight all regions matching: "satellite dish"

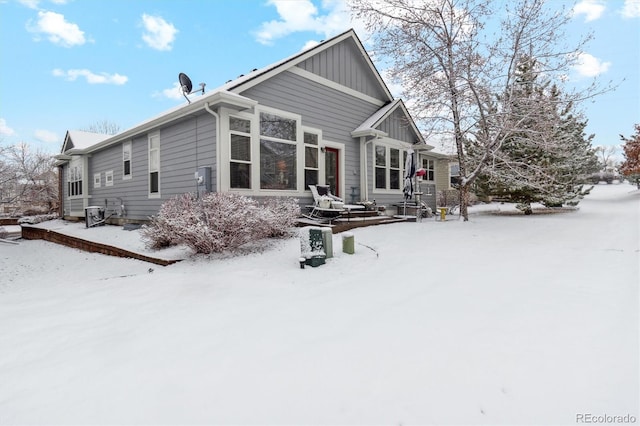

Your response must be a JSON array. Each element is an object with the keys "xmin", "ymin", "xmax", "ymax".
[{"xmin": 178, "ymin": 72, "xmax": 206, "ymax": 104}]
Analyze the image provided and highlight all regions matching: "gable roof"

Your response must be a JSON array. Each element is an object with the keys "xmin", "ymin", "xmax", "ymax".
[
  {"xmin": 223, "ymin": 29, "xmax": 394, "ymax": 101},
  {"xmin": 57, "ymin": 29, "xmax": 396, "ymax": 157},
  {"xmin": 352, "ymin": 99, "xmax": 431, "ymax": 148},
  {"xmin": 61, "ymin": 130, "xmax": 110, "ymax": 154}
]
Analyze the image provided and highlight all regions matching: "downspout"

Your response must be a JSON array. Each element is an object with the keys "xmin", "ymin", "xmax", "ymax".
[
  {"xmin": 204, "ymin": 102, "xmax": 220, "ymax": 191},
  {"xmin": 360, "ymin": 137, "xmax": 370, "ymax": 201},
  {"xmin": 58, "ymin": 164, "xmax": 64, "ymax": 217},
  {"xmin": 360, "ymin": 135, "xmax": 378, "ymax": 202}
]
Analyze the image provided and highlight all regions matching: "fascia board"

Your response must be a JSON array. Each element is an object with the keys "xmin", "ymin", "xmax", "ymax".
[
  {"xmin": 228, "ymin": 29, "xmax": 394, "ymax": 102},
  {"xmin": 84, "ymin": 91, "xmax": 256, "ymax": 155}
]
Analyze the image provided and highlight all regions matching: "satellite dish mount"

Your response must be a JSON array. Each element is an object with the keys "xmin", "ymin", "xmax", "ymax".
[{"xmin": 178, "ymin": 72, "xmax": 205, "ymax": 104}]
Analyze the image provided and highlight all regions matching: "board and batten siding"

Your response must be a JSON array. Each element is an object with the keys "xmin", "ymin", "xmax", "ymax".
[
  {"xmin": 377, "ymin": 108, "xmax": 418, "ymax": 144},
  {"xmin": 295, "ymin": 37, "xmax": 389, "ymax": 101},
  {"xmin": 83, "ymin": 112, "xmax": 216, "ymax": 221}
]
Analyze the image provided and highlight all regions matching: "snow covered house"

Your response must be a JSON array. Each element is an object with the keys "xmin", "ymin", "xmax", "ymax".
[{"xmin": 55, "ymin": 29, "xmax": 451, "ymax": 223}]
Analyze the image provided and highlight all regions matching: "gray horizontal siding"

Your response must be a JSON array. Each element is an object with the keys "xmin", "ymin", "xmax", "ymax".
[{"xmin": 85, "ymin": 112, "xmax": 216, "ymax": 221}]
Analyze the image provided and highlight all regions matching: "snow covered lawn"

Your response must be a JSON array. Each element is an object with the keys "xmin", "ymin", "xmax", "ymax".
[{"xmin": 1, "ymin": 183, "xmax": 638, "ymax": 425}]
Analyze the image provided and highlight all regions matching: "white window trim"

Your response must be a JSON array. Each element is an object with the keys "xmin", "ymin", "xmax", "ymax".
[
  {"xmin": 123, "ymin": 141, "xmax": 132, "ymax": 180},
  {"xmin": 256, "ymin": 106, "xmax": 301, "ymax": 195},
  {"xmin": 421, "ymin": 157, "xmax": 435, "ymax": 182},
  {"xmin": 221, "ymin": 106, "xmax": 321, "ymax": 197},
  {"xmin": 148, "ymin": 131, "xmax": 161, "ymax": 198},
  {"xmin": 229, "ymin": 114, "xmax": 253, "ymax": 190},
  {"xmin": 93, "ymin": 172, "xmax": 101, "ymax": 188},
  {"xmin": 105, "ymin": 170, "xmax": 114, "ymax": 187},
  {"xmin": 68, "ymin": 156, "xmax": 84, "ymax": 199},
  {"xmin": 302, "ymin": 127, "xmax": 322, "ymax": 191},
  {"xmin": 372, "ymin": 139, "xmax": 411, "ymax": 194}
]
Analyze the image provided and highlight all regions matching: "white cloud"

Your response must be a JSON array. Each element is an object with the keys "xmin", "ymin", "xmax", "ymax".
[
  {"xmin": 572, "ymin": 0, "xmax": 606, "ymax": 22},
  {"xmin": 52, "ymin": 68, "xmax": 128, "ymax": 85},
  {"xmin": 0, "ymin": 118, "xmax": 16, "ymax": 136},
  {"xmin": 152, "ymin": 82, "xmax": 185, "ymax": 101},
  {"xmin": 300, "ymin": 40, "xmax": 321, "ymax": 51},
  {"xmin": 573, "ymin": 52, "xmax": 611, "ymax": 77},
  {"xmin": 34, "ymin": 129, "xmax": 59, "ymax": 144},
  {"xmin": 141, "ymin": 14, "xmax": 178, "ymax": 51},
  {"xmin": 19, "ymin": 0, "xmax": 40, "ymax": 9},
  {"xmin": 27, "ymin": 10, "xmax": 86, "ymax": 47},
  {"xmin": 621, "ymin": 0, "xmax": 640, "ymax": 18},
  {"xmin": 255, "ymin": 0, "xmax": 352, "ymax": 45}
]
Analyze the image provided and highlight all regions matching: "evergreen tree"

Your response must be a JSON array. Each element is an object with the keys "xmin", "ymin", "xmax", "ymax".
[
  {"xmin": 619, "ymin": 124, "xmax": 640, "ymax": 188},
  {"xmin": 474, "ymin": 56, "xmax": 597, "ymax": 213}
]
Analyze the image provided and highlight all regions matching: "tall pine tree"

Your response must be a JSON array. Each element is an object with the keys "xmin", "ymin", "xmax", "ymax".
[{"xmin": 473, "ymin": 55, "xmax": 598, "ymax": 213}]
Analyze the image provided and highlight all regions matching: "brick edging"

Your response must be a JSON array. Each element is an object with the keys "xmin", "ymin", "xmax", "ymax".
[{"xmin": 21, "ymin": 226, "xmax": 180, "ymax": 266}]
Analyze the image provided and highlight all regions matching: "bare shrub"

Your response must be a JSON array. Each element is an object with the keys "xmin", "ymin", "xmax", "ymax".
[
  {"xmin": 259, "ymin": 197, "xmax": 301, "ymax": 238},
  {"xmin": 141, "ymin": 193, "xmax": 300, "ymax": 254}
]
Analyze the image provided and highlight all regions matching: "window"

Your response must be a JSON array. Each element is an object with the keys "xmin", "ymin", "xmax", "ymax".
[
  {"xmin": 304, "ymin": 131, "xmax": 319, "ymax": 189},
  {"xmin": 68, "ymin": 157, "xmax": 83, "ymax": 197},
  {"xmin": 375, "ymin": 145, "xmax": 404, "ymax": 191},
  {"xmin": 450, "ymin": 163, "xmax": 460, "ymax": 187},
  {"xmin": 148, "ymin": 132, "xmax": 160, "ymax": 196},
  {"xmin": 259, "ymin": 112, "xmax": 297, "ymax": 190},
  {"xmin": 94, "ymin": 173, "xmax": 101, "ymax": 188},
  {"xmin": 123, "ymin": 141, "xmax": 132, "ymax": 179},
  {"xmin": 105, "ymin": 170, "xmax": 114, "ymax": 187},
  {"xmin": 422, "ymin": 158, "xmax": 435, "ymax": 181},
  {"xmin": 389, "ymin": 148, "xmax": 401, "ymax": 190},
  {"xmin": 229, "ymin": 116, "xmax": 251, "ymax": 189},
  {"xmin": 375, "ymin": 145, "xmax": 386, "ymax": 189}
]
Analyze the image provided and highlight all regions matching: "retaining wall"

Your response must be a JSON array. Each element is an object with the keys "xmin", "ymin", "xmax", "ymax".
[{"xmin": 21, "ymin": 226, "xmax": 179, "ymax": 266}]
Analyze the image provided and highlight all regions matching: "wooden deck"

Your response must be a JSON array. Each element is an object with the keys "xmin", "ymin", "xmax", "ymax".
[{"xmin": 296, "ymin": 210, "xmax": 409, "ymax": 233}]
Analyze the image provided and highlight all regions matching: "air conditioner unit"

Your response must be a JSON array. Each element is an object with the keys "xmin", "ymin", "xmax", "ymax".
[{"xmin": 85, "ymin": 206, "xmax": 105, "ymax": 228}]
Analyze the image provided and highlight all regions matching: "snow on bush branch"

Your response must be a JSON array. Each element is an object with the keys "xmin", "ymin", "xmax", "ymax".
[{"xmin": 141, "ymin": 192, "xmax": 300, "ymax": 254}]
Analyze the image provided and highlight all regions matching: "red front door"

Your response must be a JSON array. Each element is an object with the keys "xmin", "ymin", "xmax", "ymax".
[{"xmin": 325, "ymin": 147, "xmax": 339, "ymax": 197}]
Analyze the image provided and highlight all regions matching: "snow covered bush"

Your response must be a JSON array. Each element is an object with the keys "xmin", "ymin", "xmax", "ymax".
[
  {"xmin": 141, "ymin": 192, "xmax": 300, "ymax": 254},
  {"xmin": 17, "ymin": 214, "xmax": 58, "ymax": 224},
  {"xmin": 258, "ymin": 197, "xmax": 301, "ymax": 238}
]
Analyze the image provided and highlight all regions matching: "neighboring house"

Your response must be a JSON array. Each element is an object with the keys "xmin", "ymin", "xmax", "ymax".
[{"xmin": 55, "ymin": 29, "xmax": 450, "ymax": 223}]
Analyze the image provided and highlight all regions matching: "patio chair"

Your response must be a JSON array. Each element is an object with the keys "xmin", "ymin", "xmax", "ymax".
[{"xmin": 304, "ymin": 185, "xmax": 346, "ymax": 222}]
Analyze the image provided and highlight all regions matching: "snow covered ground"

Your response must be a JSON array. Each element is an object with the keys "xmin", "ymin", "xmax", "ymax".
[{"xmin": 1, "ymin": 183, "xmax": 638, "ymax": 425}]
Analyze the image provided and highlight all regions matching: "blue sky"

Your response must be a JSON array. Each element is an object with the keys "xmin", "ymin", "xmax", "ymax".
[{"xmin": 0, "ymin": 0, "xmax": 638, "ymax": 156}]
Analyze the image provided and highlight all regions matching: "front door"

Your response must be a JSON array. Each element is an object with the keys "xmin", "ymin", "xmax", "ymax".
[{"xmin": 325, "ymin": 147, "xmax": 340, "ymax": 197}]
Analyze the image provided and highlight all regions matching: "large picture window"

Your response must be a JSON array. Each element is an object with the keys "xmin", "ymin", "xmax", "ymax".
[
  {"xmin": 148, "ymin": 132, "xmax": 160, "ymax": 196},
  {"xmin": 230, "ymin": 116, "xmax": 251, "ymax": 189},
  {"xmin": 68, "ymin": 157, "xmax": 83, "ymax": 197},
  {"xmin": 259, "ymin": 112, "xmax": 297, "ymax": 190}
]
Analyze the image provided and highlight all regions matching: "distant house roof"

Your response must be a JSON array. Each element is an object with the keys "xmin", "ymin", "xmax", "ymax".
[{"xmin": 61, "ymin": 130, "xmax": 111, "ymax": 153}]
